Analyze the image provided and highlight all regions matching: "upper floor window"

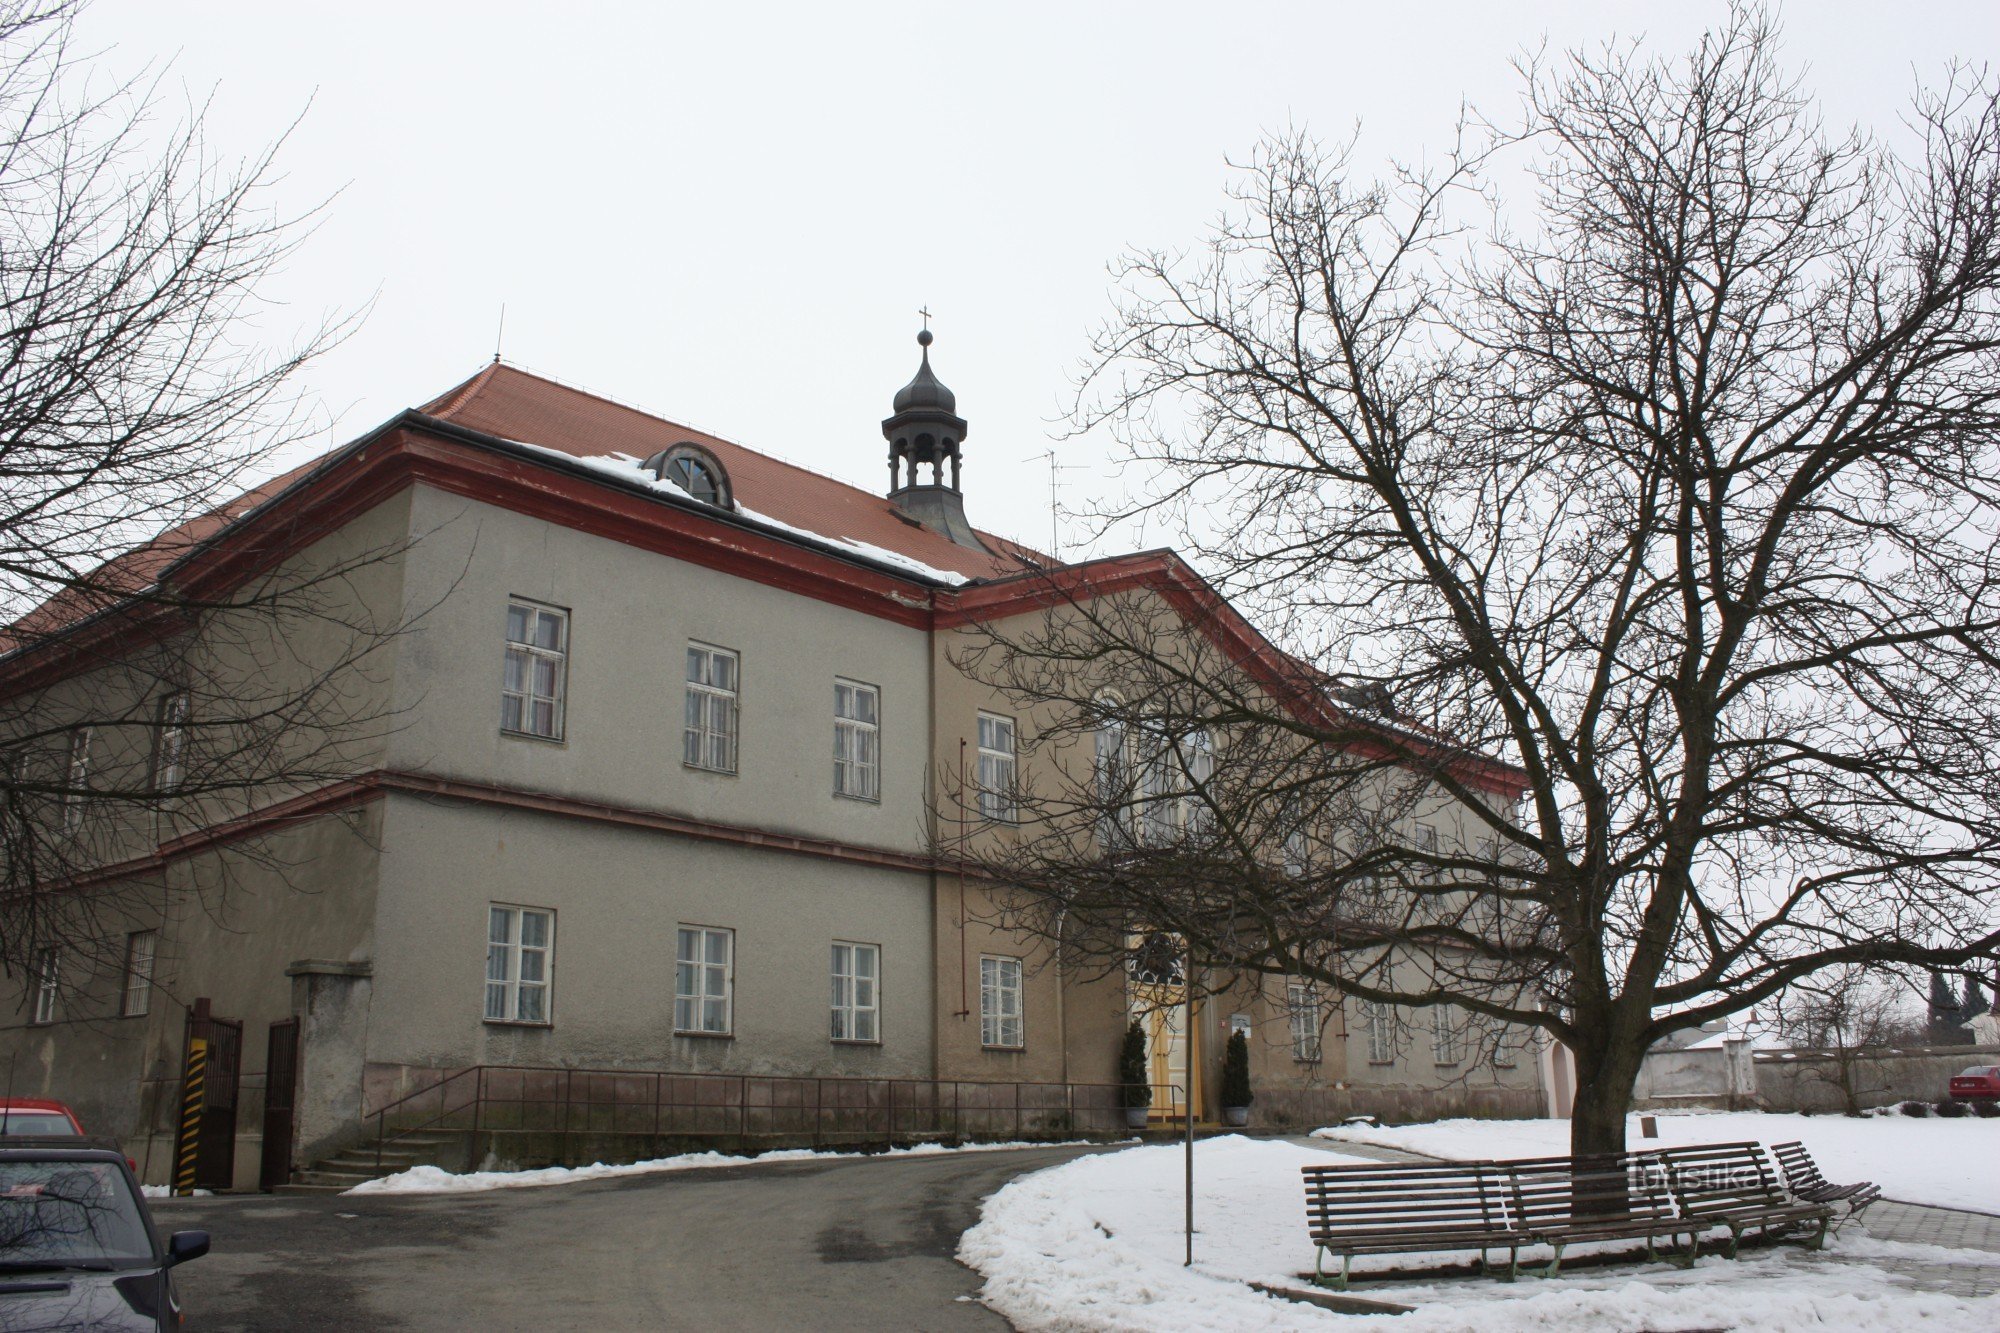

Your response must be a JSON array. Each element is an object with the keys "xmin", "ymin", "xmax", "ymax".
[
  {"xmin": 1092, "ymin": 702, "xmax": 1131, "ymax": 850},
  {"xmin": 31, "ymin": 947, "xmax": 58, "ymax": 1024},
  {"xmin": 61, "ymin": 728, "xmax": 91, "ymax": 831},
  {"xmin": 830, "ymin": 941, "xmax": 880, "ymax": 1042},
  {"xmin": 684, "ymin": 643, "xmax": 739, "ymax": 773},
  {"xmin": 152, "ymin": 692, "xmax": 189, "ymax": 791},
  {"xmin": 121, "ymin": 930, "xmax": 157, "ymax": 1018},
  {"xmin": 1177, "ymin": 729, "xmax": 1215, "ymax": 835},
  {"xmin": 486, "ymin": 904, "xmax": 553, "ymax": 1024},
  {"xmin": 975, "ymin": 712, "xmax": 1016, "ymax": 822},
  {"xmin": 833, "ymin": 680, "xmax": 880, "ymax": 801},
  {"xmin": 503, "ymin": 601, "xmax": 569, "ymax": 740},
  {"xmin": 676, "ymin": 925, "xmax": 734, "ymax": 1035}
]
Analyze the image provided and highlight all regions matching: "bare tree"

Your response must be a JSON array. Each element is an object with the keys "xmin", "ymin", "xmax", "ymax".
[
  {"xmin": 0, "ymin": 3, "xmax": 412, "ymax": 1002},
  {"xmin": 1772, "ymin": 968, "xmax": 1925, "ymax": 1115},
  {"xmin": 952, "ymin": 5, "xmax": 2000, "ymax": 1152}
]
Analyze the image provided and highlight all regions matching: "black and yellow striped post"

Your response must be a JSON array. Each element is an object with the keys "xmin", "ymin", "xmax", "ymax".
[{"xmin": 174, "ymin": 1036, "xmax": 208, "ymax": 1197}]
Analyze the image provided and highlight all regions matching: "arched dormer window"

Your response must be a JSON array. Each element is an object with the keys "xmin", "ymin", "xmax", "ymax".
[{"xmin": 644, "ymin": 442, "xmax": 733, "ymax": 509}]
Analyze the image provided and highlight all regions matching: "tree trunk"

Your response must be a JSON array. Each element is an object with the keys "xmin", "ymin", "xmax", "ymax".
[{"xmin": 1568, "ymin": 1046, "xmax": 1644, "ymax": 1155}]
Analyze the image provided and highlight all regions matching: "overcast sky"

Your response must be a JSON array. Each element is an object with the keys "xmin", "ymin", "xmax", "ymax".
[{"xmin": 77, "ymin": 1, "xmax": 2000, "ymax": 558}]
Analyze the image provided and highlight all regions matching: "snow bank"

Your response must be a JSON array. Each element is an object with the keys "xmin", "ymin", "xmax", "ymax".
[
  {"xmin": 346, "ymin": 1137, "xmax": 1114, "ymax": 1195},
  {"xmin": 1310, "ymin": 1110, "xmax": 1998, "ymax": 1213},
  {"xmin": 962, "ymin": 1136, "xmax": 2000, "ymax": 1331}
]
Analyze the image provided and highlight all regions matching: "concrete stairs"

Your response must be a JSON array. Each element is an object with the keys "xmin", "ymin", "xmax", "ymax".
[{"xmin": 274, "ymin": 1130, "xmax": 470, "ymax": 1195}]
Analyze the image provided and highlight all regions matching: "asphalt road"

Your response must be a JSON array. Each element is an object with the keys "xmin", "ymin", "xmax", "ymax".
[{"xmin": 148, "ymin": 1145, "xmax": 1105, "ymax": 1331}]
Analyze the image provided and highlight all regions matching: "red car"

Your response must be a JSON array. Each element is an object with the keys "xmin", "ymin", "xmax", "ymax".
[
  {"xmin": 1948, "ymin": 1065, "xmax": 2000, "ymax": 1102},
  {"xmin": 0, "ymin": 1099, "xmax": 86, "ymax": 1137}
]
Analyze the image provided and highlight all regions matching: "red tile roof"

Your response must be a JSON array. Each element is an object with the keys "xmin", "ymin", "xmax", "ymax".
[{"xmin": 421, "ymin": 362, "xmax": 1042, "ymax": 581}]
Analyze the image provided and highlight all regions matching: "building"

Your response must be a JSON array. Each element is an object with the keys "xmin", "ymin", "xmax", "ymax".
[{"xmin": 0, "ymin": 334, "xmax": 1544, "ymax": 1188}]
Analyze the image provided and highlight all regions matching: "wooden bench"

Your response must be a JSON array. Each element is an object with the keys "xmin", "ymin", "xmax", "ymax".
[
  {"xmin": 1301, "ymin": 1161, "xmax": 1528, "ymax": 1289},
  {"xmin": 1500, "ymin": 1152, "xmax": 1701, "ymax": 1275},
  {"xmin": 1768, "ymin": 1141, "xmax": 1880, "ymax": 1223},
  {"xmin": 1651, "ymin": 1142, "xmax": 1832, "ymax": 1255}
]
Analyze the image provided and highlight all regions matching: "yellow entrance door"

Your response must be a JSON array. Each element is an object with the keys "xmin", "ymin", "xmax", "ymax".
[{"xmin": 1132, "ymin": 984, "xmax": 1201, "ymax": 1121}]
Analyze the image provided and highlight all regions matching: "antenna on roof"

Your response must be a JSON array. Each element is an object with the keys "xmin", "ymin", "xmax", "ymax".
[
  {"xmin": 493, "ymin": 304, "xmax": 507, "ymax": 363},
  {"xmin": 1034, "ymin": 450, "xmax": 1082, "ymax": 560}
]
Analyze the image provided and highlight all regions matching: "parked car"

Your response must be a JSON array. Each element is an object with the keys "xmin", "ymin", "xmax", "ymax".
[
  {"xmin": 0, "ymin": 1138, "xmax": 208, "ymax": 1330},
  {"xmin": 1948, "ymin": 1065, "xmax": 2000, "ymax": 1102},
  {"xmin": 0, "ymin": 1100, "xmax": 85, "ymax": 1137}
]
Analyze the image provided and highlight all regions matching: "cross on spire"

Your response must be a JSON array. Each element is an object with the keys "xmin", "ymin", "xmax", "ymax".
[{"xmin": 918, "ymin": 305, "xmax": 931, "ymax": 332}]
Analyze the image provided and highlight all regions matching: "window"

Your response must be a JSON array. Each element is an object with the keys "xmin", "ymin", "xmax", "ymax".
[
  {"xmin": 975, "ymin": 713, "xmax": 1016, "ymax": 821},
  {"xmin": 152, "ymin": 693, "xmax": 189, "ymax": 791},
  {"xmin": 502, "ymin": 601, "xmax": 568, "ymax": 740},
  {"xmin": 979, "ymin": 955, "xmax": 1024, "ymax": 1049},
  {"xmin": 675, "ymin": 926, "xmax": 733, "ymax": 1035},
  {"xmin": 684, "ymin": 643, "xmax": 739, "ymax": 773},
  {"xmin": 120, "ymin": 931, "xmax": 156, "ymax": 1018},
  {"xmin": 62, "ymin": 728, "xmax": 90, "ymax": 831},
  {"xmin": 1363, "ymin": 1001, "xmax": 1394, "ymax": 1064},
  {"xmin": 833, "ymin": 680, "xmax": 880, "ymax": 801},
  {"xmin": 1493, "ymin": 1029, "xmax": 1519, "ymax": 1069},
  {"xmin": 1093, "ymin": 703, "xmax": 1130, "ymax": 849},
  {"xmin": 1432, "ymin": 1006, "xmax": 1460, "ymax": 1065},
  {"xmin": 647, "ymin": 443, "xmax": 733, "ymax": 508},
  {"xmin": 485, "ymin": 906, "xmax": 553, "ymax": 1024},
  {"xmin": 830, "ymin": 941, "xmax": 880, "ymax": 1042},
  {"xmin": 1177, "ymin": 730, "xmax": 1215, "ymax": 835},
  {"xmin": 31, "ymin": 948, "xmax": 57, "ymax": 1024},
  {"xmin": 1288, "ymin": 979, "xmax": 1322, "ymax": 1062}
]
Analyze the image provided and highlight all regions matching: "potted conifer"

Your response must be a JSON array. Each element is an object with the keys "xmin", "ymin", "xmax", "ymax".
[
  {"xmin": 1221, "ymin": 1028, "xmax": 1253, "ymax": 1127},
  {"xmin": 1119, "ymin": 1019, "xmax": 1151, "ymax": 1129}
]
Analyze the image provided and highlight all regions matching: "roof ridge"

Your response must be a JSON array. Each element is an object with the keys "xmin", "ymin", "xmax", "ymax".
[
  {"xmin": 449, "ymin": 360, "xmax": 1045, "ymax": 560},
  {"xmin": 422, "ymin": 361, "xmax": 505, "ymax": 419}
]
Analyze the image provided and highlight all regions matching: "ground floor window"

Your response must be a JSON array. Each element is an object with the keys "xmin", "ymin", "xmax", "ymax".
[
  {"xmin": 1432, "ymin": 1006, "xmax": 1460, "ymax": 1065},
  {"xmin": 30, "ymin": 948, "xmax": 57, "ymax": 1024},
  {"xmin": 980, "ymin": 955, "xmax": 1024, "ymax": 1049},
  {"xmin": 1287, "ymin": 979, "xmax": 1321, "ymax": 1062},
  {"xmin": 676, "ymin": 925, "xmax": 734, "ymax": 1035},
  {"xmin": 1363, "ymin": 1000, "xmax": 1394, "ymax": 1065},
  {"xmin": 121, "ymin": 931, "xmax": 156, "ymax": 1018},
  {"xmin": 830, "ymin": 941, "xmax": 879, "ymax": 1042},
  {"xmin": 486, "ymin": 906, "xmax": 553, "ymax": 1023}
]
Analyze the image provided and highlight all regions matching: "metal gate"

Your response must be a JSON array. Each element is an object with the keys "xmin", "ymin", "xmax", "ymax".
[
  {"xmin": 258, "ymin": 1018, "xmax": 299, "ymax": 1191},
  {"xmin": 174, "ymin": 999, "xmax": 243, "ymax": 1191}
]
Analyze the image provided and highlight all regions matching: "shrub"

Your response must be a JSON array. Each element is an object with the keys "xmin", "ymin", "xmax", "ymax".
[
  {"xmin": 1971, "ymin": 1101, "xmax": 1999, "ymax": 1119},
  {"xmin": 1118, "ymin": 1020, "xmax": 1151, "ymax": 1111},
  {"xmin": 1222, "ymin": 1029, "xmax": 1253, "ymax": 1108},
  {"xmin": 1935, "ymin": 1099, "xmax": 1970, "ymax": 1118},
  {"xmin": 1900, "ymin": 1100, "xmax": 1933, "ymax": 1117}
]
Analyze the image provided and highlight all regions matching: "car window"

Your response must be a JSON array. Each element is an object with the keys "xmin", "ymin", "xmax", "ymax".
[
  {"xmin": 1958, "ymin": 1066, "xmax": 1994, "ymax": 1078},
  {"xmin": 0, "ymin": 1161, "xmax": 154, "ymax": 1270},
  {"xmin": 0, "ymin": 1113, "xmax": 75, "ymax": 1135}
]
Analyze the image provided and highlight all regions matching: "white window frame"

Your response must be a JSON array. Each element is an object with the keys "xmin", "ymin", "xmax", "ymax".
[
  {"xmin": 1432, "ymin": 1006, "xmax": 1460, "ymax": 1066},
  {"xmin": 31, "ymin": 947, "xmax": 57, "ymax": 1025},
  {"xmin": 1092, "ymin": 700, "xmax": 1132, "ymax": 850},
  {"xmin": 979, "ymin": 954, "xmax": 1024, "ymax": 1049},
  {"xmin": 153, "ymin": 693, "xmax": 189, "ymax": 791},
  {"xmin": 62, "ymin": 727, "xmax": 90, "ymax": 831},
  {"xmin": 675, "ymin": 925, "xmax": 734, "ymax": 1035},
  {"xmin": 833, "ymin": 679, "xmax": 881, "ymax": 801},
  {"xmin": 1364, "ymin": 1001, "xmax": 1395, "ymax": 1065},
  {"xmin": 684, "ymin": 642, "xmax": 740, "ymax": 774},
  {"xmin": 485, "ymin": 904, "xmax": 554, "ymax": 1025},
  {"xmin": 121, "ymin": 930, "xmax": 157, "ymax": 1018},
  {"xmin": 1288, "ymin": 978, "xmax": 1322, "ymax": 1063},
  {"xmin": 830, "ymin": 940, "xmax": 881, "ymax": 1043},
  {"xmin": 975, "ymin": 712, "xmax": 1016, "ymax": 822},
  {"xmin": 502, "ymin": 600, "xmax": 569, "ymax": 741}
]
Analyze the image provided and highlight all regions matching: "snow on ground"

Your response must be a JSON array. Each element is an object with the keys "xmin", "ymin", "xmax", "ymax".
[
  {"xmin": 960, "ymin": 1136, "xmax": 2000, "ymax": 1332},
  {"xmin": 140, "ymin": 1185, "xmax": 210, "ymax": 1198},
  {"xmin": 346, "ymin": 1137, "xmax": 1115, "ymax": 1195},
  {"xmin": 1311, "ymin": 1110, "xmax": 1998, "ymax": 1213}
]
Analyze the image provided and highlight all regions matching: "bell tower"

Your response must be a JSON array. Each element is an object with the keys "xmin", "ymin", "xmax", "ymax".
[{"xmin": 883, "ymin": 327, "xmax": 986, "ymax": 550}]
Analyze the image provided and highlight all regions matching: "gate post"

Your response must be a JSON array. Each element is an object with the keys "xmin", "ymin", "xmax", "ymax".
[{"xmin": 174, "ymin": 1035, "xmax": 207, "ymax": 1196}]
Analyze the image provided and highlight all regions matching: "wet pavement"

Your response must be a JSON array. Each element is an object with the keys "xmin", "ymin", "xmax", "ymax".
[{"xmin": 149, "ymin": 1145, "xmax": 1107, "ymax": 1331}]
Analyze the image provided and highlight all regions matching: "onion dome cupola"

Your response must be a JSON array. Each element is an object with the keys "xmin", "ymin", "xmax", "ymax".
[{"xmin": 882, "ymin": 328, "xmax": 987, "ymax": 550}]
